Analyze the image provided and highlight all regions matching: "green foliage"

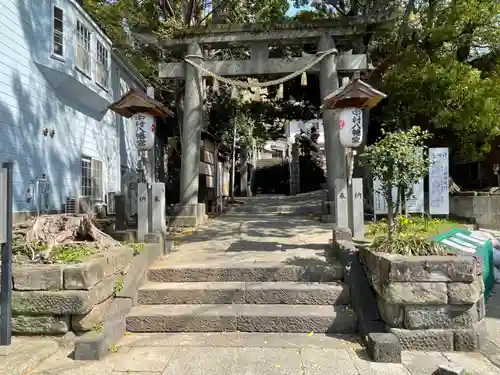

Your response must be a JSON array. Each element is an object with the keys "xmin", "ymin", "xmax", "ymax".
[
  {"xmin": 114, "ymin": 279, "xmax": 125, "ymax": 293},
  {"xmin": 371, "ymin": 233, "xmax": 448, "ymax": 256},
  {"xmin": 373, "ymin": 0, "xmax": 500, "ymax": 161},
  {"xmin": 367, "ymin": 217, "xmax": 465, "ymax": 238},
  {"xmin": 383, "ymin": 58, "xmax": 500, "ymax": 161},
  {"xmin": 360, "ymin": 126, "xmax": 431, "ymax": 235},
  {"xmin": 52, "ymin": 244, "xmax": 92, "ymax": 263},
  {"xmin": 126, "ymin": 241, "xmax": 145, "ymax": 256}
]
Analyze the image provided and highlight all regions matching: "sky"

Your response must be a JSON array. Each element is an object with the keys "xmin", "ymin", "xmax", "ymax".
[{"xmin": 286, "ymin": 0, "xmax": 314, "ymax": 16}]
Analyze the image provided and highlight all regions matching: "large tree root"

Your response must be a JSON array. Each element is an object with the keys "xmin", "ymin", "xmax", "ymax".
[{"xmin": 15, "ymin": 214, "xmax": 121, "ymax": 262}]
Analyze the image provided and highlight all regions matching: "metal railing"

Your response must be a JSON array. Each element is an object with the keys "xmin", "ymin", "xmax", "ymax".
[{"xmin": 0, "ymin": 162, "xmax": 13, "ymax": 345}]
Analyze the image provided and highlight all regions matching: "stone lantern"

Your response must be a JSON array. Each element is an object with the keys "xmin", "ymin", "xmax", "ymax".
[
  {"xmin": 322, "ymin": 78, "xmax": 386, "ymax": 239},
  {"xmin": 108, "ymin": 88, "xmax": 173, "ymax": 242}
]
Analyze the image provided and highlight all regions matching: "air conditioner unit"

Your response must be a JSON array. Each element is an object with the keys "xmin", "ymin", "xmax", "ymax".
[
  {"xmin": 65, "ymin": 197, "xmax": 77, "ymax": 214},
  {"xmin": 107, "ymin": 192, "xmax": 117, "ymax": 215}
]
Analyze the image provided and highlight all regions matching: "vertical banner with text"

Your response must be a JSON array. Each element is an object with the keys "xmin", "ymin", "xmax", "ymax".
[{"xmin": 429, "ymin": 147, "xmax": 450, "ymax": 215}]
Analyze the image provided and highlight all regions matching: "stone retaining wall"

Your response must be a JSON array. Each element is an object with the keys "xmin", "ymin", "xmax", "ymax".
[
  {"xmin": 10, "ymin": 243, "xmax": 163, "ymax": 359},
  {"xmin": 450, "ymin": 192, "xmax": 500, "ymax": 228},
  {"xmin": 359, "ymin": 247, "xmax": 485, "ymax": 352}
]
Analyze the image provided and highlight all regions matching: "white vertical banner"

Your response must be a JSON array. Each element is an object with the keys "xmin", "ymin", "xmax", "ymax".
[
  {"xmin": 429, "ymin": 147, "xmax": 450, "ymax": 215},
  {"xmin": 373, "ymin": 178, "xmax": 398, "ymax": 215},
  {"xmin": 406, "ymin": 178, "xmax": 425, "ymax": 213}
]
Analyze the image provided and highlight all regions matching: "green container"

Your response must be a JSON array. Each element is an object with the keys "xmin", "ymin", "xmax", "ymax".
[{"xmin": 433, "ymin": 228, "xmax": 494, "ymax": 302}]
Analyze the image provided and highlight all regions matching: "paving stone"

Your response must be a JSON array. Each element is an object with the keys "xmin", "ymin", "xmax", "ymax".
[
  {"xmin": 104, "ymin": 346, "xmax": 176, "ymax": 372},
  {"xmin": 443, "ymin": 352, "xmax": 500, "ymax": 375},
  {"xmin": 162, "ymin": 347, "xmax": 238, "ymax": 375},
  {"xmin": 402, "ymin": 351, "xmax": 451, "ymax": 375},
  {"xmin": 301, "ymin": 348, "xmax": 358, "ymax": 375},
  {"xmin": 13, "ymin": 264, "xmax": 63, "ymax": 290},
  {"xmin": 0, "ymin": 338, "xmax": 59, "ymax": 375},
  {"xmin": 348, "ymin": 348, "xmax": 411, "ymax": 375},
  {"xmin": 117, "ymin": 332, "xmax": 361, "ymax": 349},
  {"xmin": 234, "ymin": 347, "xmax": 303, "ymax": 375}
]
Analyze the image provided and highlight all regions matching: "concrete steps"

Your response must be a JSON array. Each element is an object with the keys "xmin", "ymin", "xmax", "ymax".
[
  {"xmin": 137, "ymin": 281, "xmax": 350, "ymax": 305},
  {"xmin": 147, "ymin": 264, "xmax": 344, "ymax": 283},
  {"xmin": 126, "ymin": 304, "xmax": 357, "ymax": 333},
  {"xmin": 126, "ymin": 258, "xmax": 357, "ymax": 334}
]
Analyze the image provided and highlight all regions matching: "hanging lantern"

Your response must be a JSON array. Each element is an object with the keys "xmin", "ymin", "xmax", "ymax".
[
  {"xmin": 133, "ymin": 113, "xmax": 155, "ymax": 151},
  {"xmin": 338, "ymin": 108, "xmax": 363, "ymax": 148}
]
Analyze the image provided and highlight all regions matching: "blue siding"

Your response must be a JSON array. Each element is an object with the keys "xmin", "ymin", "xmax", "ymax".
[{"xmin": 0, "ymin": 0, "xmax": 142, "ymax": 213}]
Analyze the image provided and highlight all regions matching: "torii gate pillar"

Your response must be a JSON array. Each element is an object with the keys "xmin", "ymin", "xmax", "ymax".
[
  {"xmin": 318, "ymin": 35, "xmax": 344, "ymax": 214},
  {"xmin": 172, "ymin": 42, "xmax": 208, "ymax": 227}
]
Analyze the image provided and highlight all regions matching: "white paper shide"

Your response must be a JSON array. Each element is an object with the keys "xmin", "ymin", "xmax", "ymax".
[
  {"xmin": 429, "ymin": 147, "xmax": 449, "ymax": 215},
  {"xmin": 134, "ymin": 113, "xmax": 155, "ymax": 151}
]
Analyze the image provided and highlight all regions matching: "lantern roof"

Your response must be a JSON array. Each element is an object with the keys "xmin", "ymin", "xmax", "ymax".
[
  {"xmin": 108, "ymin": 88, "xmax": 174, "ymax": 118},
  {"xmin": 321, "ymin": 78, "xmax": 386, "ymax": 110}
]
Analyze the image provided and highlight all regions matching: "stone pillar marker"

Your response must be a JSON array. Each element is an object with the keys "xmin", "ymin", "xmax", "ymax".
[
  {"xmin": 291, "ymin": 142, "xmax": 300, "ymax": 195},
  {"xmin": 151, "ymin": 182, "xmax": 166, "ymax": 232},
  {"xmin": 240, "ymin": 146, "xmax": 248, "ymax": 196},
  {"xmin": 137, "ymin": 183, "xmax": 148, "ymax": 242},
  {"xmin": 318, "ymin": 35, "xmax": 343, "ymax": 214}
]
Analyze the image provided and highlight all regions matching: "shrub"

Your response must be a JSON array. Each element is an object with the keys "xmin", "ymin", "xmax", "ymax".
[{"xmin": 371, "ymin": 232, "xmax": 448, "ymax": 256}]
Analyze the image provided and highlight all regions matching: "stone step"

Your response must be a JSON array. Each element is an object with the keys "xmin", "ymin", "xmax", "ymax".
[
  {"xmin": 147, "ymin": 264, "xmax": 343, "ymax": 283},
  {"xmin": 126, "ymin": 304, "xmax": 357, "ymax": 333},
  {"xmin": 137, "ymin": 281, "xmax": 350, "ymax": 305}
]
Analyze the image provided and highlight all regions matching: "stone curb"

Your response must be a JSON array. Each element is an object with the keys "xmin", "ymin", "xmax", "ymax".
[
  {"xmin": 331, "ymin": 238, "xmax": 401, "ymax": 363},
  {"xmin": 73, "ymin": 243, "xmax": 163, "ymax": 360}
]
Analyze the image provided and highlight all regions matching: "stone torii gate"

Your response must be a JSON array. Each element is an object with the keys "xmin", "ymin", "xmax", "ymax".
[{"xmin": 153, "ymin": 18, "xmax": 389, "ymax": 226}]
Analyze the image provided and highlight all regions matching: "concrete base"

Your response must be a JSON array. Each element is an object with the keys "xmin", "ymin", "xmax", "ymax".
[{"xmin": 168, "ymin": 203, "xmax": 208, "ymax": 227}]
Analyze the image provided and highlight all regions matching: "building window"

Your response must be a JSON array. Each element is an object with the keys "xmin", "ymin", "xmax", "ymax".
[
  {"xmin": 52, "ymin": 6, "xmax": 64, "ymax": 57},
  {"xmin": 95, "ymin": 40, "xmax": 109, "ymax": 88},
  {"xmin": 76, "ymin": 20, "xmax": 91, "ymax": 76},
  {"xmin": 81, "ymin": 157, "xmax": 103, "ymax": 200}
]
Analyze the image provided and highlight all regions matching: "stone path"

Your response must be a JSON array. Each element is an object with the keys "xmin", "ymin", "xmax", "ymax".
[{"xmin": 4, "ymin": 332, "xmax": 500, "ymax": 375}]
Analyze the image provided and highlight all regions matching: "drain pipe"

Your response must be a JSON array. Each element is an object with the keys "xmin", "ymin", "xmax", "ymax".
[{"xmin": 33, "ymin": 177, "xmax": 49, "ymax": 216}]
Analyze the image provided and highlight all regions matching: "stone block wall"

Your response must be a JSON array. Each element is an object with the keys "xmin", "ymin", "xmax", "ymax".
[
  {"xmin": 359, "ymin": 247, "xmax": 485, "ymax": 352},
  {"xmin": 11, "ymin": 247, "xmax": 136, "ymax": 335},
  {"xmin": 450, "ymin": 192, "xmax": 500, "ymax": 228}
]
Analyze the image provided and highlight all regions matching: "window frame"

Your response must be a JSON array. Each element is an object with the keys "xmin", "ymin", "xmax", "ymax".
[
  {"xmin": 75, "ymin": 19, "xmax": 92, "ymax": 78},
  {"xmin": 51, "ymin": 5, "xmax": 64, "ymax": 59},
  {"xmin": 95, "ymin": 38, "xmax": 110, "ymax": 90},
  {"xmin": 80, "ymin": 156, "xmax": 104, "ymax": 201}
]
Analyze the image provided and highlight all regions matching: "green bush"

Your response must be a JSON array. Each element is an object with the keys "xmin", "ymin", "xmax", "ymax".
[{"xmin": 371, "ymin": 232, "xmax": 448, "ymax": 256}]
